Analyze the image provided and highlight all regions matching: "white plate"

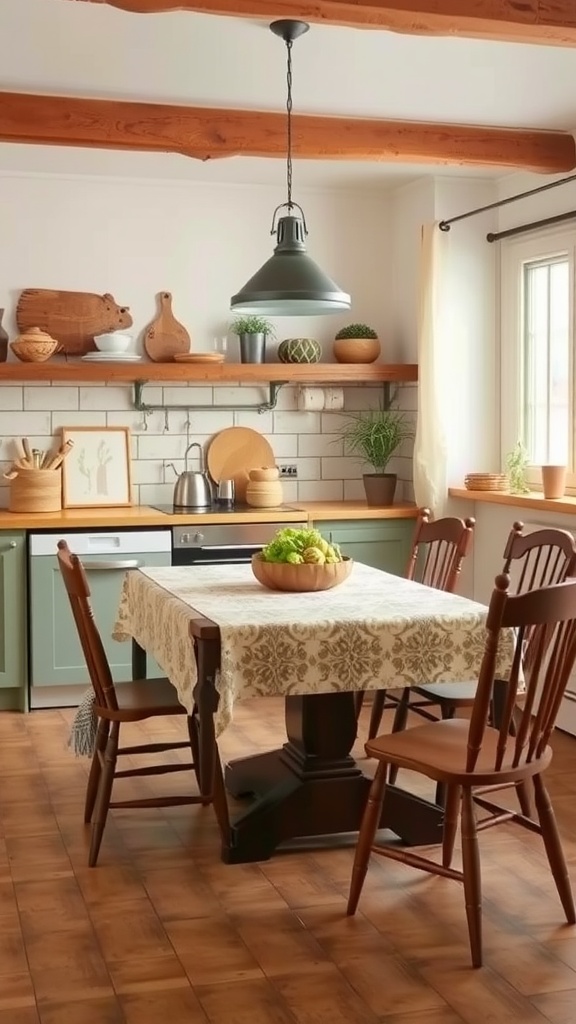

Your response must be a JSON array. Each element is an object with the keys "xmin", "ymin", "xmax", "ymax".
[{"xmin": 81, "ymin": 353, "xmax": 142, "ymax": 362}]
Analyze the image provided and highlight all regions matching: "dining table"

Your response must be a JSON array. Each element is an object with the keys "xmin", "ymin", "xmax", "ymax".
[{"xmin": 113, "ymin": 561, "xmax": 514, "ymax": 864}]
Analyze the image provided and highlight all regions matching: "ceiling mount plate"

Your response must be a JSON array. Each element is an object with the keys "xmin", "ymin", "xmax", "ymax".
[{"xmin": 270, "ymin": 19, "xmax": 310, "ymax": 43}]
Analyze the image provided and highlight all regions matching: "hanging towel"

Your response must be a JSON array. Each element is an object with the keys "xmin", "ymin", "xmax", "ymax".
[{"xmin": 68, "ymin": 689, "xmax": 97, "ymax": 756}]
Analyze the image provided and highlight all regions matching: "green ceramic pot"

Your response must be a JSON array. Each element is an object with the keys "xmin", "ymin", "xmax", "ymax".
[{"xmin": 277, "ymin": 338, "xmax": 322, "ymax": 364}]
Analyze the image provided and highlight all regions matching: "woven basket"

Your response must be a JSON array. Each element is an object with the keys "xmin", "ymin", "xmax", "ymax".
[
  {"xmin": 9, "ymin": 467, "xmax": 62, "ymax": 512},
  {"xmin": 464, "ymin": 473, "xmax": 509, "ymax": 492}
]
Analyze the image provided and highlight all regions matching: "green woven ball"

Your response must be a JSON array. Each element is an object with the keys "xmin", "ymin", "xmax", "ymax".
[{"xmin": 278, "ymin": 338, "xmax": 322, "ymax": 364}]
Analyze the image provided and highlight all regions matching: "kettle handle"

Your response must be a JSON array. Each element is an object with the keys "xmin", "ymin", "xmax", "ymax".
[{"xmin": 184, "ymin": 441, "xmax": 204, "ymax": 472}]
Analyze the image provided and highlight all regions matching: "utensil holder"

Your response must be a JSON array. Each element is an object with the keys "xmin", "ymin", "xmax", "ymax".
[{"xmin": 9, "ymin": 467, "xmax": 62, "ymax": 513}]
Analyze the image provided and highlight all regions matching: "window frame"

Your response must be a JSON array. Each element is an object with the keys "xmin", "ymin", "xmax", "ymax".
[{"xmin": 500, "ymin": 225, "xmax": 576, "ymax": 490}]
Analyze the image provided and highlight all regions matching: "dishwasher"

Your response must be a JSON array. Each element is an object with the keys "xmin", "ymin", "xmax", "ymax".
[{"xmin": 28, "ymin": 530, "xmax": 171, "ymax": 709}]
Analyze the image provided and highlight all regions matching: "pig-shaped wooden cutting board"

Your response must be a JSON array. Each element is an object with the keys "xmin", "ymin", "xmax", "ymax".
[{"xmin": 16, "ymin": 289, "xmax": 133, "ymax": 355}]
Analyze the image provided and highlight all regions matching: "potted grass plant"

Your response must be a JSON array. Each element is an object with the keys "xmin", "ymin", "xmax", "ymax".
[
  {"xmin": 230, "ymin": 315, "xmax": 276, "ymax": 364},
  {"xmin": 338, "ymin": 406, "xmax": 414, "ymax": 506}
]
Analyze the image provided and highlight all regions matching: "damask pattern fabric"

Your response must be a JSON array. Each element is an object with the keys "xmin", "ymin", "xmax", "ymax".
[{"xmin": 113, "ymin": 563, "xmax": 513, "ymax": 736}]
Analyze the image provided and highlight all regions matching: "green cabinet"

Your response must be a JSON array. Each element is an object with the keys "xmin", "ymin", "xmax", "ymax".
[
  {"xmin": 29, "ymin": 550, "xmax": 170, "ymax": 694},
  {"xmin": 312, "ymin": 519, "xmax": 414, "ymax": 576},
  {"xmin": 0, "ymin": 532, "xmax": 27, "ymax": 701}
]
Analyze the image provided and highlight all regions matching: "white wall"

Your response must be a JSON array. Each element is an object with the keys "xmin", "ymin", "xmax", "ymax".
[
  {"xmin": 0, "ymin": 166, "xmax": 417, "ymax": 507},
  {"xmin": 388, "ymin": 178, "xmax": 436, "ymax": 364}
]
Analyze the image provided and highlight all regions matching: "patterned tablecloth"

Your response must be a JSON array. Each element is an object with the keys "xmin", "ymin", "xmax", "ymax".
[{"xmin": 113, "ymin": 562, "xmax": 513, "ymax": 735}]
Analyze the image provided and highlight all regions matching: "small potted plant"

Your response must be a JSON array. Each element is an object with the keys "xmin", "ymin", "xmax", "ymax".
[
  {"xmin": 230, "ymin": 315, "xmax": 276, "ymax": 364},
  {"xmin": 333, "ymin": 323, "xmax": 381, "ymax": 364},
  {"xmin": 338, "ymin": 406, "xmax": 414, "ymax": 506}
]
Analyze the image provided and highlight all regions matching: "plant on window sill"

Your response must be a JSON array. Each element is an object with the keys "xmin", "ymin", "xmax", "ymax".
[{"xmin": 506, "ymin": 440, "xmax": 531, "ymax": 496}]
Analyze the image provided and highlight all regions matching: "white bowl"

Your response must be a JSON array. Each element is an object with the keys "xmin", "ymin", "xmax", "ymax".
[{"xmin": 94, "ymin": 332, "xmax": 132, "ymax": 353}]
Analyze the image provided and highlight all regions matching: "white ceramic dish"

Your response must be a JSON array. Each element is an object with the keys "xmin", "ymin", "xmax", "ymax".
[
  {"xmin": 81, "ymin": 353, "xmax": 142, "ymax": 362},
  {"xmin": 94, "ymin": 332, "xmax": 133, "ymax": 353}
]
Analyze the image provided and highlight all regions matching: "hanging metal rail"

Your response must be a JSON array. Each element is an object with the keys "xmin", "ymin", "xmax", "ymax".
[
  {"xmin": 132, "ymin": 380, "xmax": 287, "ymax": 418},
  {"xmin": 131, "ymin": 378, "xmax": 399, "ymax": 424}
]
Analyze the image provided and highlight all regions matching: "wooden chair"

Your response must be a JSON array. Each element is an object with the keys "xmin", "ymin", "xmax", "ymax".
[
  {"xmin": 362, "ymin": 508, "xmax": 475, "ymax": 746},
  {"xmin": 347, "ymin": 572, "xmax": 576, "ymax": 968},
  {"xmin": 372, "ymin": 521, "xmax": 576, "ymax": 761},
  {"xmin": 57, "ymin": 540, "xmax": 210, "ymax": 867}
]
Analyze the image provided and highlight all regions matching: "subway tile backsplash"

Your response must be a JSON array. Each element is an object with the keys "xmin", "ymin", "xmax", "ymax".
[{"xmin": 0, "ymin": 381, "xmax": 416, "ymax": 508}]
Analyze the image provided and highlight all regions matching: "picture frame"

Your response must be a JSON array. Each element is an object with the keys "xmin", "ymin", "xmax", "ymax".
[{"xmin": 61, "ymin": 426, "xmax": 132, "ymax": 508}]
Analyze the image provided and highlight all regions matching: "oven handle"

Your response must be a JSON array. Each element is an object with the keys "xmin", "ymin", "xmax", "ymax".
[
  {"xmin": 186, "ymin": 557, "xmax": 256, "ymax": 565},
  {"xmin": 82, "ymin": 559, "xmax": 143, "ymax": 571},
  {"xmin": 187, "ymin": 544, "xmax": 263, "ymax": 550}
]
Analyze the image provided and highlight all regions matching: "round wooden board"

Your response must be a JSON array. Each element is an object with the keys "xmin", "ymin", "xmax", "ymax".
[
  {"xmin": 143, "ymin": 292, "xmax": 190, "ymax": 362},
  {"xmin": 174, "ymin": 353, "xmax": 224, "ymax": 364},
  {"xmin": 207, "ymin": 427, "xmax": 275, "ymax": 502}
]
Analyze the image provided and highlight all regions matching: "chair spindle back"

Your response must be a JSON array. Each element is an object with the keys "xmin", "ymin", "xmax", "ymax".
[
  {"xmin": 57, "ymin": 539, "xmax": 118, "ymax": 712},
  {"xmin": 467, "ymin": 574, "xmax": 576, "ymax": 774},
  {"xmin": 407, "ymin": 508, "xmax": 475, "ymax": 593}
]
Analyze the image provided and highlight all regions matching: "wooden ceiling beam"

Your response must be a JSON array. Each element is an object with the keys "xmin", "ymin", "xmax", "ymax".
[
  {"xmin": 0, "ymin": 91, "xmax": 573, "ymax": 172},
  {"xmin": 65, "ymin": 1, "xmax": 576, "ymax": 47}
]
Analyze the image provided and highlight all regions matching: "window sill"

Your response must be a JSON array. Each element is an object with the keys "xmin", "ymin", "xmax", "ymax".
[{"xmin": 449, "ymin": 488, "xmax": 576, "ymax": 517}]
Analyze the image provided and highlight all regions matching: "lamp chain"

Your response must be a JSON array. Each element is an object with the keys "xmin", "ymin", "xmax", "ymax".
[{"xmin": 285, "ymin": 38, "xmax": 294, "ymax": 211}]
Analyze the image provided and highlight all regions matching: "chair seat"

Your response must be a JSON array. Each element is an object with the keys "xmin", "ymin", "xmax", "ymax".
[
  {"xmin": 413, "ymin": 681, "xmax": 477, "ymax": 705},
  {"xmin": 365, "ymin": 717, "xmax": 551, "ymax": 786},
  {"xmin": 96, "ymin": 677, "xmax": 187, "ymax": 720}
]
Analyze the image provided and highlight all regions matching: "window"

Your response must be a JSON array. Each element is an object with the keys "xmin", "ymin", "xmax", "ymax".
[{"xmin": 500, "ymin": 228, "xmax": 575, "ymax": 486}]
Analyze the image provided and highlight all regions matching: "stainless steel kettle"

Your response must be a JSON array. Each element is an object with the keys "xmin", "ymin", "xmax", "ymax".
[{"xmin": 166, "ymin": 442, "xmax": 213, "ymax": 508}]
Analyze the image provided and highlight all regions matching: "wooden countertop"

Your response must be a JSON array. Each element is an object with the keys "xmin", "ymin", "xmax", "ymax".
[
  {"xmin": 295, "ymin": 501, "xmax": 419, "ymax": 520},
  {"xmin": 0, "ymin": 501, "xmax": 418, "ymax": 530},
  {"xmin": 450, "ymin": 488, "xmax": 576, "ymax": 516}
]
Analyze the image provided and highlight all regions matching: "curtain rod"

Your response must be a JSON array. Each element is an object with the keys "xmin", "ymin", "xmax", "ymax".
[
  {"xmin": 437, "ymin": 172, "xmax": 576, "ymax": 232},
  {"xmin": 486, "ymin": 208, "xmax": 576, "ymax": 242}
]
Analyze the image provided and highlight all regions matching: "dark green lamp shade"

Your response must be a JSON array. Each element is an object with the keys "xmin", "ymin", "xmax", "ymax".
[{"xmin": 230, "ymin": 214, "xmax": 351, "ymax": 316}]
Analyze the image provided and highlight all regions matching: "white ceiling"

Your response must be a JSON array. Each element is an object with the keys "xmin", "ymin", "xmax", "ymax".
[{"xmin": 2, "ymin": 0, "xmax": 576, "ymax": 188}]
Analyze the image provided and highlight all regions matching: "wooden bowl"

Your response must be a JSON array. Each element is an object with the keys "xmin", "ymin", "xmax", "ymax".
[
  {"xmin": 333, "ymin": 338, "xmax": 381, "ymax": 364},
  {"xmin": 252, "ymin": 554, "xmax": 353, "ymax": 592}
]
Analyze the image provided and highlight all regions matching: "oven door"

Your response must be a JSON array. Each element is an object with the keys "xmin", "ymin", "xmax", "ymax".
[
  {"xmin": 172, "ymin": 543, "xmax": 267, "ymax": 566},
  {"xmin": 171, "ymin": 522, "xmax": 306, "ymax": 566}
]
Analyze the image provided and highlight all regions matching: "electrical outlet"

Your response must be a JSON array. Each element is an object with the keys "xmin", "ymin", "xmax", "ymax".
[{"xmin": 279, "ymin": 464, "xmax": 298, "ymax": 478}]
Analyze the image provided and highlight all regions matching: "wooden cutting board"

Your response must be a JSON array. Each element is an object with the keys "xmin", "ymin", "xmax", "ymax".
[
  {"xmin": 143, "ymin": 292, "xmax": 190, "ymax": 362},
  {"xmin": 16, "ymin": 289, "xmax": 133, "ymax": 355},
  {"xmin": 207, "ymin": 427, "xmax": 275, "ymax": 502}
]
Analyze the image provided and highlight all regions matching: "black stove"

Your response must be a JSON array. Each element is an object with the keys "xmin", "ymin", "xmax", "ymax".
[{"xmin": 150, "ymin": 503, "xmax": 292, "ymax": 515}]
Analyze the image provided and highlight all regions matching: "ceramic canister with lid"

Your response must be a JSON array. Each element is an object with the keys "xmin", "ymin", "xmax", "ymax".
[{"xmin": 246, "ymin": 467, "xmax": 283, "ymax": 508}]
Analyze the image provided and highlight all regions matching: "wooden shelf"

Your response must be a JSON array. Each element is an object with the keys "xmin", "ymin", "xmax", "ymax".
[{"xmin": 0, "ymin": 361, "xmax": 418, "ymax": 385}]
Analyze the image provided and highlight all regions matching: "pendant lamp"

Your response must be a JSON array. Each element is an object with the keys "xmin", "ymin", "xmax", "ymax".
[{"xmin": 230, "ymin": 19, "xmax": 351, "ymax": 316}]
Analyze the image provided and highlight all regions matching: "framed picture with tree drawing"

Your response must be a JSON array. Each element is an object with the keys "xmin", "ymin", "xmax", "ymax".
[{"xmin": 60, "ymin": 426, "xmax": 132, "ymax": 508}]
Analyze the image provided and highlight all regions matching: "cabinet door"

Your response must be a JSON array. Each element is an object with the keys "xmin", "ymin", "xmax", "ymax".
[
  {"xmin": 30, "ymin": 553, "xmax": 170, "ymax": 687},
  {"xmin": 314, "ymin": 520, "xmax": 414, "ymax": 576},
  {"xmin": 0, "ymin": 532, "xmax": 26, "ymax": 689}
]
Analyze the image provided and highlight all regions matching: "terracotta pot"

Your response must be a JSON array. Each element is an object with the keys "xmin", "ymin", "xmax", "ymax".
[
  {"xmin": 541, "ymin": 465, "xmax": 567, "ymax": 499},
  {"xmin": 363, "ymin": 472, "xmax": 397, "ymax": 507}
]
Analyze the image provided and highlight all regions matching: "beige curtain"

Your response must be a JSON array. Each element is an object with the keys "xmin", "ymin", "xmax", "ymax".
[{"xmin": 413, "ymin": 222, "xmax": 448, "ymax": 517}]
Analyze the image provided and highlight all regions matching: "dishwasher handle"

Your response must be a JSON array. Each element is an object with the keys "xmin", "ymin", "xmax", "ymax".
[{"xmin": 82, "ymin": 559, "xmax": 143, "ymax": 571}]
